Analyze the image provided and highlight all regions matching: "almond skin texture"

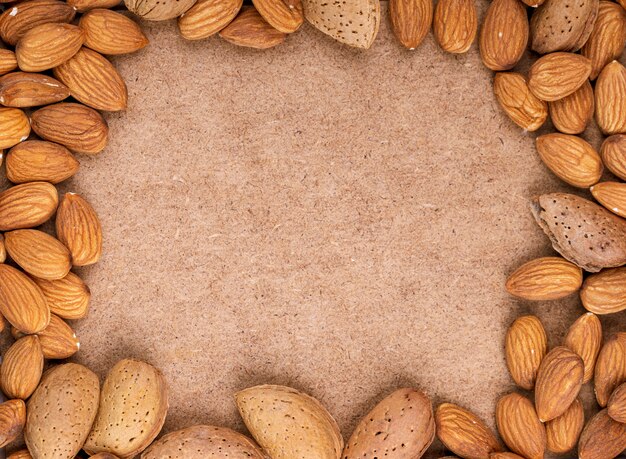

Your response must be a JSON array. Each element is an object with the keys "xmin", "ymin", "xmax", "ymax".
[
  {"xmin": 0, "ymin": 399, "xmax": 26, "ymax": 447},
  {"xmin": 0, "ymin": 235, "xmax": 6, "ymax": 263},
  {"xmin": 8, "ymin": 451, "xmax": 33, "ymax": 459},
  {"xmin": 6, "ymin": 140, "xmax": 78, "ymax": 184},
  {"xmin": 178, "ymin": 0, "xmax": 243, "ymax": 40},
  {"xmin": 601, "ymin": 134, "xmax": 626, "ymax": 180},
  {"xmin": 0, "ymin": 0, "xmax": 76, "ymax": 46},
  {"xmin": 343, "ymin": 388, "xmax": 434, "ymax": 459},
  {"xmin": 253, "ymin": 0, "xmax": 303, "ymax": 33},
  {"xmin": 220, "ymin": 7, "xmax": 286, "ymax": 49},
  {"xmin": 490, "ymin": 453, "xmax": 525, "ymax": 459},
  {"xmin": 79, "ymin": 9, "xmax": 148, "ymax": 55},
  {"xmin": 236, "ymin": 384, "xmax": 343, "ymax": 459},
  {"xmin": 0, "ymin": 181, "xmax": 58, "ymax": 231},
  {"xmin": 506, "ymin": 257, "xmax": 582, "ymax": 300},
  {"xmin": 593, "ymin": 333, "xmax": 626, "ymax": 407},
  {"xmin": 31, "ymin": 103, "xmax": 108, "ymax": 154},
  {"xmin": 545, "ymin": 397, "xmax": 584, "ymax": 454},
  {"xmin": 549, "ymin": 80, "xmax": 594, "ymax": 134},
  {"xmin": 68, "ymin": 0, "xmax": 122, "ymax": 12},
  {"xmin": 56, "ymin": 193, "xmax": 102, "ymax": 267},
  {"xmin": 435, "ymin": 403, "xmax": 501, "ymax": 459},
  {"xmin": 5, "ymin": 229, "xmax": 71, "ymax": 280},
  {"xmin": 564, "ymin": 313, "xmax": 602, "ymax": 383},
  {"xmin": 496, "ymin": 393, "xmax": 546, "ymax": 459},
  {"xmin": 595, "ymin": 60, "xmax": 626, "ymax": 135},
  {"xmin": 0, "ymin": 335, "xmax": 43, "ymax": 400},
  {"xmin": 141, "ymin": 425, "xmax": 266, "ymax": 458},
  {"xmin": 591, "ymin": 181, "xmax": 626, "ymax": 218},
  {"xmin": 578, "ymin": 409, "xmax": 626, "ymax": 459},
  {"xmin": 607, "ymin": 382, "xmax": 626, "ymax": 422},
  {"xmin": 581, "ymin": 267, "xmax": 626, "ymax": 314},
  {"xmin": 53, "ymin": 47, "xmax": 127, "ymax": 112},
  {"xmin": 32, "ymin": 271, "xmax": 90, "ymax": 319},
  {"xmin": 12, "ymin": 314, "xmax": 80, "ymax": 359},
  {"xmin": 0, "ymin": 50, "xmax": 18, "ymax": 75},
  {"xmin": 16, "ymin": 23, "xmax": 84, "ymax": 72},
  {"xmin": 25, "ymin": 363, "xmax": 100, "ymax": 459},
  {"xmin": 582, "ymin": 1, "xmax": 626, "ymax": 80},
  {"xmin": 125, "ymin": 0, "xmax": 197, "ymax": 21},
  {"xmin": 0, "ymin": 108, "xmax": 30, "ymax": 150},
  {"xmin": 84, "ymin": 359, "xmax": 169, "ymax": 459},
  {"xmin": 493, "ymin": 73, "xmax": 548, "ymax": 132},
  {"xmin": 389, "ymin": 0, "xmax": 433, "ymax": 50},
  {"xmin": 528, "ymin": 52, "xmax": 592, "ymax": 101},
  {"xmin": 505, "ymin": 315, "xmax": 547, "ymax": 390},
  {"xmin": 530, "ymin": 0, "xmax": 598, "ymax": 53},
  {"xmin": 479, "ymin": 0, "xmax": 528, "ymax": 71},
  {"xmin": 433, "ymin": 0, "xmax": 477, "ymax": 53},
  {"xmin": 0, "ymin": 264, "xmax": 50, "ymax": 334},
  {"xmin": 0, "ymin": 72, "xmax": 69, "ymax": 108}
]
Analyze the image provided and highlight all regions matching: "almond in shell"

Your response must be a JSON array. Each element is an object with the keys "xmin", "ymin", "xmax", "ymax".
[
  {"xmin": 219, "ymin": 7, "xmax": 286, "ymax": 49},
  {"xmin": 0, "ymin": 72, "xmax": 69, "ymax": 108},
  {"xmin": 32, "ymin": 271, "xmax": 90, "ymax": 320},
  {"xmin": 4, "ymin": 229, "xmax": 71, "ymax": 280},
  {"xmin": 0, "ymin": 263, "xmax": 50, "ymax": 334},
  {"xmin": 389, "ymin": 0, "xmax": 433, "ymax": 50},
  {"xmin": 505, "ymin": 315, "xmax": 547, "ymax": 390},
  {"xmin": 578, "ymin": 409, "xmax": 626, "ymax": 459},
  {"xmin": 601, "ymin": 134, "xmax": 626, "ymax": 180},
  {"xmin": 564, "ymin": 313, "xmax": 602, "ymax": 383},
  {"xmin": 124, "ymin": 0, "xmax": 197, "ymax": 21},
  {"xmin": 581, "ymin": 1, "xmax": 626, "ymax": 80},
  {"xmin": 595, "ymin": 60, "xmax": 626, "ymax": 135},
  {"xmin": 252, "ymin": 0, "xmax": 303, "ymax": 33},
  {"xmin": 505, "ymin": 257, "xmax": 582, "ymax": 300},
  {"xmin": 12, "ymin": 314, "xmax": 79, "ymax": 359},
  {"xmin": 495, "ymin": 393, "xmax": 546, "ymax": 459},
  {"xmin": 548, "ymin": 80, "xmax": 594, "ymax": 134},
  {"xmin": 79, "ymin": 9, "xmax": 148, "ymax": 55},
  {"xmin": 16, "ymin": 23, "xmax": 84, "ymax": 72},
  {"xmin": 479, "ymin": 0, "xmax": 528, "ymax": 71},
  {"xmin": 528, "ymin": 52, "xmax": 592, "ymax": 101},
  {"xmin": 56, "ymin": 192, "xmax": 102, "ymax": 267},
  {"xmin": 0, "ymin": 0, "xmax": 76, "ymax": 46},
  {"xmin": 530, "ymin": 0, "xmax": 598, "ymax": 53},
  {"xmin": 0, "ymin": 399, "xmax": 26, "ymax": 448},
  {"xmin": 0, "ymin": 108, "xmax": 30, "ymax": 150},
  {"xmin": 593, "ymin": 333, "xmax": 626, "ymax": 407},
  {"xmin": 6, "ymin": 140, "xmax": 78, "ymax": 184},
  {"xmin": 0, "ymin": 335, "xmax": 44, "ymax": 400},
  {"xmin": 493, "ymin": 72, "xmax": 548, "ymax": 132},
  {"xmin": 0, "ymin": 182, "xmax": 58, "ymax": 231},
  {"xmin": 607, "ymin": 382, "xmax": 626, "ymax": 423},
  {"xmin": 433, "ymin": 0, "xmax": 477, "ymax": 53},
  {"xmin": 545, "ymin": 397, "xmax": 584, "ymax": 454},
  {"xmin": 178, "ymin": 0, "xmax": 243, "ymax": 40},
  {"xmin": 580, "ymin": 267, "xmax": 626, "ymax": 314}
]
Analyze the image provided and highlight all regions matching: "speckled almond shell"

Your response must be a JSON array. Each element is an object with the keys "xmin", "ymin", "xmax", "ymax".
[
  {"xmin": 236, "ymin": 384, "xmax": 343, "ymax": 459},
  {"xmin": 141, "ymin": 425, "xmax": 267, "ymax": 459},
  {"xmin": 531, "ymin": 193, "xmax": 626, "ymax": 272},
  {"xmin": 25, "ymin": 363, "xmax": 100, "ymax": 459},
  {"xmin": 124, "ymin": 0, "xmax": 197, "ymax": 21},
  {"xmin": 84, "ymin": 359, "xmax": 169, "ymax": 459},
  {"xmin": 302, "ymin": 0, "xmax": 380, "ymax": 49},
  {"xmin": 342, "ymin": 388, "xmax": 435, "ymax": 459}
]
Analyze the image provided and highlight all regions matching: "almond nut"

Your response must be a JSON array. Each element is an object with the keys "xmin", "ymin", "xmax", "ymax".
[
  {"xmin": 0, "ymin": 335, "xmax": 44, "ymax": 399},
  {"xmin": 528, "ymin": 52, "xmax": 592, "ymax": 101},
  {"xmin": 495, "ymin": 393, "xmax": 546, "ymax": 459},
  {"xmin": 548, "ymin": 80, "xmax": 594, "ymax": 134},
  {"xmin": 79, "ymin": 9, "xmax": 148, "ymax": 55},
  {"xmin": 0, "ymin": 399, "xmax": 26, "ymax": 448},
  {"xmin": 178, "ymin": 0, "xmax": 243, "ymax": 40},
  {"xmin": 493, "ymin": 72, "xmax": 548, "ymax": 132},
  {"xmin": 433, "ymin": 0, "xmax": 477, "ymax": 53},
  {"xmin": 578, "ymin": 409, "xmax": 626, "ymax": 459},
  {"xmin": 0, "ymin": 182, "xmax": 58, "ymax": 231},
  {"xmin": 505, "ymin": 315, "xmax": 548, "ymax": 390},
  {"xmin": 594, "ymin": 333, "xmax": 626, "ymax": 407},
  {"xmin": 581, "ymin": 1, "xmax": 626, "ymax": 80},
  {"xmin": 564, "ymin": 312, "xmax": 602, "ymax": 383},
  {"xmin": 6, "ymin": 140, "xmax": 78, "ymax": 184},
  {"xmin": 389, "ymin": 0, "xmax": 433, "ymax": 50},
  {"xmin": 0, "ymin": 263, "xmax": 50, "ymax": 334},
  {"xmin": 0, "ymin": 72, "xmax": 70, "ymax": 108},
  {"xmin": 4, "ymin": 229, "xmax": 71, "ymax": 280},
  {"xmin": 32, "ymin": 271, "xmax": 90, "ymax": 320},
  {"xmin": 219, "ymin": 7, "xmax": 286, "ymax": 49},
  {"xmin": 601, "ymin": 134, "xmax": 626, "ymax": 180},
  {"xmin": 16, "ymin": 23, "xmax": 84, "ymax": 72},
  {"xmin": 545, "ymin": 397, "xmax": 584, "ymax": 454},
  {"xmin": 56, "ymin": 192, "xmax": 103, "ymax": 267},
  {"xmin": 505, "ymin": 257, "xmax": 583, "ymax": 300},
  {"xmin": 479, "ymin": 0, "xmax": 528, "ymax": 71},
  {"xmin": 595, "ymin": 60, "xmax": 626, "ymax": 135}
]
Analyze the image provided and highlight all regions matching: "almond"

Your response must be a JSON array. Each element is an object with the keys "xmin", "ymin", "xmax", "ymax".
[
  {"xmin": 25, "ymin": 363, "xmax": 100, "ymax": 459},
  {"xmin": 530, "ymin": 0, "xmax": 598, "ymax": 53},
  {"xmin": 32, "ymin": 272, "xmax": 90, "ymax": 320},
  {"xmin": 435, "ymin": 403, "xmax": 501, "ymax": 459},
  {"xmin": 505, "ymin": 315, "xmax": 548, "ymax": 390},
  {"xmin": 56, "ymin": 193, "xmax": 102, "ymax": 267},
  {"xmin": 0, "ymin": 399, "xmax": 26, "ymax": 448},
  {"xmin": 495, "ymin": 393, "xmax": 546, "ymax": 459},
  {"xmin": 16, "ymin": 23, "xmax": 84, "ymax": 72},
  {"xmin": 6, "ymin": 140, "xmax": 78, "ymax": 184},
  {"xmin": 0, "ymin": 335, "xmax": 44, "ymax": 400},
  {"xmin": 389, "ymin": 0, "xmax": 433, "ymax": 50},
  {"xmin": 84, "ymin": 359, "xmax": 168, "ymax": 459},
  {"xmin": 0, "ymin": 264, "xmax": 50, "ymax": 334},
  {"xmin": 601, "ymin": 134, "xmax": 626, "ymax": 180},
  {"xmin": 236, "ymin": 384, "xmax": 343, "ymax": 459},
  {"xmin": 253, "ymin": 0, "xmax": 303, "ymax": 33},
  {"xmin": 5, "ymin": 229, "xmax": 71, "ymax": 280},
  {"xmin": 580, "ymin": 267, "xmax": 626, "ymax": 314},
  {"xmin": 490, "ymin": 454, "xmax": 525, "ymax": 459},
  {"xmin": 0, "ymin": 72, "xmax": 69, "ymax": 108},
  {"xmin": 607, "ymin": 382, "xmax": 626, "ymax": 422},
  {"xmin": 479, "ymin": 0, "xmax": 528, "ymax": 71},
  {"xmin": 178, "ymin": 0, "xmax": 243, "ymax": 40},
  {"xmin": 564, "ymin": 313, "xmax": 602, "ymax": 383},
  {"xmin": 79, "ymin": 9, "xmax": 148, "ymax": 55},
  {"xmin": 12, "ymin": 314, "xmax": 79, "ymax": 359},
  {"xmin": 53, "ymin": 47, "xmax": 127, "ymax": 112},
  {"xmin": 125, "ymin": 0, "xmax": 197, "ymax": 21},
  {"xmin": 68, "ymin": 0, "xmax": 122, "ymax": 12},
  {"xmin": 0, "ymin": 0, "xmax": 76, "ymax": 46},
  {"xmin": 528, "ymin": 52, "xmax": 592, "ymax": 101},
  {"xmin": 0, "ymin": 50, "xmax": 18, "ymax": 75},
  {"xmin": 0, "ymin": 108, "xmax": 30, "ymax": 150},
  {"xmin": 593, "ymin": 333, "xmax": 626, "ymax": 407},
  {"xmin": 219, "ymin": 7, "xmax": 286, "ymax": 49},
  {"xmin": 8, "ymin": 450, "xmax": 32, "ymax": 459},
  {"xmin": 0, "ymin": 182, "xmax": 58, "ymax": 231},
  {"xmin": 433, "ymin": 0, "xmax": 477, "ymax": 53},
  {"xmin": 493, "ymin": 72, "xmax": 548, "ymax": 132},
  {"xmin": 590, "ymin": 181, "xmax": 626, "ymax": 218},
  {"xmin": 548, "ymin": 80, "xmax": 594, "ymax": 134},
  {"xmin": 595, "ymin": 60, "xmax": 626, "ymax": 135},
  {"xmin": 578, "ymin": 409, "xmax": 626, "ymax": 459},
  {"xmin": 0, "ymin": 234, "xmax": 6, "ymax": 263},
  {"xmin": 581, "ymin": 1, "xmax": 626, "ymax": 80},
  {"xmin": 545, "ymin": 397, "xmax": 584, "ymax": 454},
  {"xmin": 505, "ymin": 257, "xmax": 583, "ymax": 300},
  {"xmin": 343, "ymin": 388, "xmax": 433, "ymax": 459},
  {"xmin": 31, "ymin": 103, "xmax": 108, "ymax": 155}
]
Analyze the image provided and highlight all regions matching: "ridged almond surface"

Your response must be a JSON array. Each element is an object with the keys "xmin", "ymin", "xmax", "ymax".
[
  {"xmin": 31, "ymin": 103, "xmax": 108, "ymax": 154},
  {"xmin": 578, "ymin": 409, "xmax": 626, "ymax": 459},
  {"xmin": 593, "ymin": 333, "xmax": 626, "ymax": 407},
  {"xmin": 84, "ymin": 359, "xmax": 168, "ymax": 459},
  {"xmin": 0, "ymin": 0, "xmax": 76, "ymax": 46},
  {"xmin": 535, "ymin": 133, "xmax": 602, "ymax": 187},
  {"xmin": 564, "ymin": 313, "xmax": 602, "ymax": 383},
  {"xmin": 528, "ymin": 52, "xmax": 591, "ymax": 101},
  {"xmin": 220, "ymin": 7, "xmax": 286, "ymax": 49},
  {"xmin": 435, "ymin": 403, "xmax": 501, "ymax": 459},
  {"xmin": 595, "ymin": 60, "xmax": 626, "ymax": 135},
  {"xmin": 495, "ymin": 393, "xmax": 545, "ymax": 459},
  {"xmin": 601, "ymin": 134, "xmax": 626, "ymax": 180},
  {"xmin": 489, "ymin": 454, "xmax": 525, "ymax": 459},
  {"xmin": 237, "ymin": 384, "xmax": 343, "ymax": 459},
  {"xmin": 545, "ymin": 397, "xmax": 584, "ymax": 454},
  {"xmin": 68, "ymin": 0, "xmax": 122, "ymax": 12},
  {"xmin": 178, "ymin": 0, "xmax": 243, "ymax": 40},
  {"xmin": 32, "ymin": 272, "xmax": 90, "ymax": 319},
  {"xmin": 0, "ymin": 264, "xmax": 50, "ymax": 334},
  {"xmin": 607, "ymin": 382, "xmax": 626, "ymax": 422},
  {"xmin": 0, "ymin": 50, "xmax": 18, "ymax": 76},
  {"xmin": 433, "ymin": 0, "xmax": 477, "ymax": 53},
  {"xmin": 0, "ymin": 399, "xmax": 26, "ymax": 448},
  {"xmin": 253, "ymin": 0, "xmax": 303, "ymax": 33},
  {"xmin": 0, "ymin": 72, "xmax": 69, "ymax": 108},
  {"xmin": 0, "ymin": 107, "xmax": 30, "ymax": 150},
  {"xmin": 56, "ymin": 193, "xmax": 102, "ymax": 267},
  {"xmin": 25, "ymin": 363, "xmax": 100, "ymax": 459},
  {"xmin": 13, "ymin": 313, "xmax": 79, "ymax": 359},
  {"xmin": 0, "ymin": 182, "xmax": 58, "ymax": 231},
  {"xmin": 389, "ymin": 0, "xmax": 433, "ymax": 50},
  {"xmin": 590, "ymin": 181, "xmax": 626, "ymax": 218},
  {"xmin": 549, "ymin": 80, "xmax": 594, "ymax": 134},
  {"xmin": 125, "ymin": 0, "xmax": 197, "ymax": 21},
  {"xmin": 582, "ymin": 1, "xmax": 626, "ymax": 80},
  {"xmin": 6, "ymin": 140, "xmax": 78, "ymax": 184},
  {"xmin": 479, "ymin": 0, "xmax": 528, "ymax": 71},
  {"xmin": 343, "ymin": 388, "xmax": 433, "ymax": 459},
  {"xmin": 80, "ymin": 9, "xmax": 148, "ymax": 55},
  {"xmin": 8, "ymin": 450, "xmax": 32, "ymax": 459},
  {"xmin": 0, "ymin": 235, "xmax": 5, "ymax": 263},
  {"xmin": 5, "ymin": 229, "xmax": 71, "ymax": 280},
  {"xmin": 580, "ymin": 267, "xmax": 626, "ymax": 314},
  {"xmin": 0, "ymin": 335, "xmax": 43, "ymax": 399},
  {"xmin": 505, "ymin": 257, "xmax": 582, "ymax": 300},
  {"xmin": 505, "ymin": 315, "xmax": 547, "ymax": 390},
  {"xmin": 53, "ymin": 47, "xmax": 127, "ymax": 112},
  {"xmin": 16, "ymin": 23, "xmax": 84, "ymax": 72},
  {"xmin": 493, "ymin": 72, "xmax": 547, "ymax": 132}
]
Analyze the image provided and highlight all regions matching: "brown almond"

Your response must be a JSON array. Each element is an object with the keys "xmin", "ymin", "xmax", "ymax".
[
  {"xmin": 53, "ymin": 47, "xmax": 127, "ymax": 112},
  {"xmin": 601, "ymin": 134, "xmax": 626, "ymax": 180},
  {"xmin": 219, "ymin": 7, "xmax": 286, "ymax": 49},
  {"xmin": 6, "ymin": 140, "xmax": 78, "ymax": 184},
  {"xmin": 564, "ymin": 313, "xmax": 602, "ymax": 383},
  {"xmin": 479, "ymin": 0, "xmax": 528, "ymax": 71},
  {"xmin": 580, "ymin": 267, "xmax": 626, "ymax": 314},
  {"xmin": 0, "ymin": 49, "xmax": 18, "ymax": 76},
  {"xmin": 0, "ymin": 182, "xmax": 58, "ymax": 231},
  {"xmin": 0, "ymin": 234, "xmax": 6, "ymax": 263},
  {"xmin": 0, "ymin": 107, "xmax": 30, "ymax": 150},
  {"xmin": 13, "ymin": 313, "xmax": 79, "ymax": 359},
  {"xmin": 125, "ymin": 0, "xmax": 196, "ymax": 21},
  {"xmin": 490, "ymin": 454, "xmax": 525, "ymax": 459},
  {"xmin": 389, "ymin": 0, "xmax": 433, "ymax": 50},
  {"xmin": 80, "ymin": 9, "xmax": 148, "ymax": 55},
  {"xmin": 68, "ymin": 0, "xmax": 122, "ymax": 12},
  {"xmin": 496, "ymin": 393, "xmax": 546, "ymax": 459},
  {"xmin": 433, "ymin": 0, "xmax": 477, "ymax": 53},
  {"xmin": 32, "ymin": 271, "xmax": 90, "ymax": 320},
  {"xmin": 593, "ymin": 333, "xmax": 626, "ymax": 407},
  {"xmin": 178, "ymin": 0, "xmax": 243, "ymax": 40},
  {"xmin": 607, "ymin": 382, "xmax": 626, "ymax": 423},
  {"xmin": 595, "ymin": 60, "xmax": 626, "ymax": 135},
  {"xmin": 0, "ymin": 0, "xmax": 76, "ymax": 46},
  {"xmin": 0, "ymin": 72, "xmax": 69, "ymax": 108},
  {"xmin": 493, "ymin": 72, "xmax": 548, "ymax": 132},
  {"xmin": 505, "ymin": 256, "xmax": 583, "ymax": 300},
  {"xmin": 7, "ymin": 450, "xmax": 32, "ymax": 459},
  {"xmin": 528, "ymin": 52, "xmax": 592, "ymax": 101},
  {"xmin": 582, "ymin": 1, "xmax": 626, "ymax": 80},
  {"xmin": 56, "ymin": 193, "xmax": 102, "ymax": 267},
  {"xmin": 31, "ymin": 102, "xmax": 108, "ymax": 154},
  {"xmin": 16, "ymin": 23, "xmax": 84, "ymax": 72},
  {"xmin": 548, "ymin": 80, "xmax": 594, "ymax": 134},
  {"xmin": 253, "ymin": 0, "xmax": 303, "ymax": 33},
  {"xmin": 0, "ymin": 264, "xmax": 50, "ymax": 334},
  {"xmin": 505, "ymin": 315, "xmax": 548, "ymax": 390},
  {"xmin": 5, "ymin": 229, "xmax": 71, "ymax": 280},
  {"xmin": 578, "ymin": 409, "xmax": 626, "ymax": 459},
  {"xmin": 0, "ymin": 335, "xmax": 43, "ymax": 399},
  {"xmin": 0, "ymin": 399, "xmax": 26, "ymax": 448},
  {"xmin": 591, "ymin": 181, "xmax": 626, "ymax": 218},
  {"xmin": 545, "ymin": 397, "xmax": 584, "ymax": 454}
]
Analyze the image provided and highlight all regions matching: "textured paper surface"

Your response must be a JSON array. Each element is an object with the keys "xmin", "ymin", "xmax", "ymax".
[{"xmin": 4, "ymin": 5, "xmax": 625, "ymax": 457}]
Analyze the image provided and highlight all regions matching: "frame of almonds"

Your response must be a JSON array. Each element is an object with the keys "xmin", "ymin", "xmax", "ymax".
[{"xmin": 0, "ymin": 0, "xmax": 622, "ymax": 457}]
